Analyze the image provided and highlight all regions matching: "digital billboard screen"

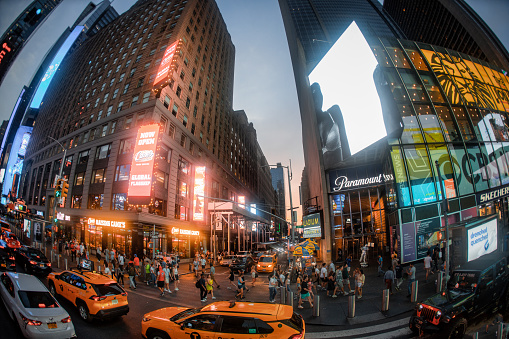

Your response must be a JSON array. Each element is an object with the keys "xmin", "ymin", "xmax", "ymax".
[
  {"xmin": 128, "ymin": 124, "xmax": 159, "ymax": 198},
  {"xmin": 193, "ymin": 166, "xmax": 205, "ymax": 221},
  {"xmin": 467, "ymin": 218, "xmax": 497, "ymax": 262},
  {"xmin": 308, "ymin": 21, "xmax": 386, "ymax": 156},
  {"xmin": 30, "ymin": 26, "xmax": 84, "ymax": 108},
  {"xmin": 153, "ymin": 40, "xmax": 179, "ymax": 86}
]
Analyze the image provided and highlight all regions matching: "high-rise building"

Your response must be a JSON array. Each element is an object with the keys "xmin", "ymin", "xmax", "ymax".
[
  {"xmin": 270, "ymin": 163, "xmax": 286, "ymax": 228},
  {"xmin": 0, "ymin": 0, "xmax": 63, "ymax": 85},
  {"xmin": 20, "ymin": 0, "xmax": 272, "ymax": 258},
  {"xmin": 383, "ymin": 0, "xmax": 509, "ymax": 71},
  {"xmin": 280, "ymin": 0, "xmax": 509, "ymax": 263}
]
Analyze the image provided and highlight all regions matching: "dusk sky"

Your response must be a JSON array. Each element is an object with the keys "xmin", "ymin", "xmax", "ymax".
[{"xmin": 0, "ymin": 0, "xmax": 508, "ymax": 224}]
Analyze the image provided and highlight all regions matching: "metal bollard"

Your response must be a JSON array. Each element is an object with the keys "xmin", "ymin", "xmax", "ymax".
[
  {"xmin": 50, "ymin": 250, "xmax": 54, "ymax": 264},
  {"xmin": 45, "ymin": 246, "xmax": 48, "ymax": 258},
  {"xmin": 382, "ymin": 289, "xmax": 390, "ymax": 312},
  {"xmin": 57, "ymin": 255, "xmax": 60, "ymax": 269},
  {"xmin": 472, "ymin": 332, "xmax": 478, "ymax": 339},
  {"xmin": 497, "ymin": 322, "xmax": 505, "ymax": 339},
  {"xmin": 65, "ymin": 258, "xmax": 68, "ymax": 270},
  {"xmin": 98, "ymin": 265, "xmax": 102, "ymax": 274},
  {"xmin": 348, "ymin": 295, "xmax": 355, "ymax": 318},
  {"xmin": 287, "ymin": 291, "xmax": 294, "ymax": 307},
  {"xmin": 280, "ymin": 287, "xmax": 286, "ymax": 304},
  {"xmin": 313, "ymin": 295, "xmax": 320, "ymax": 317},
  {"xmin": 411, "ymin": 281, "xmax": 419, "ymax": 302},
  {"xmin": 437, "ymin": 271, "xmax": 444, "ymax": 293}
]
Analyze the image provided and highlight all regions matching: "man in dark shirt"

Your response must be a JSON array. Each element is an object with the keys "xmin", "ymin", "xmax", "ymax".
[{"xmin": 199, "ymin": 274, "xmax": 207, "ymax": 302}]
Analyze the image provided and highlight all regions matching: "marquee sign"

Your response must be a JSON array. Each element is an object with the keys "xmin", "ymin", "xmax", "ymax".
[
  {"xmin": 171, "ymin": 227, "xmax": 199, "ymax": 236},
  {"xmin": 87, "ymin": 218, "xmax": 125, "ymax": 228},
  {"xmin": 330, "ymin": 173, "xmax": 394, "ymax": 192}
]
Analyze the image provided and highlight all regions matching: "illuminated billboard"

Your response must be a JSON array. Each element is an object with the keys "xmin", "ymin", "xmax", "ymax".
[
  {"xmin": 308, "ymin": 21, "xmax": 386, "ymax": 157},
  {"xmin": 154, "ymin": 40, "xmax": 179, "ymax": 86},
  {"xmin": 303, "ymin": 213, "xmax": 322, "ymax": 238},
  {"xmin": 467, "ymin": 218, "xmax": 497, "ymax": 262},
  {"xmin": 30, "ymin": 26, "xmax": 84, "ymax": 108},
  {"xmin": 128, "ymin": 124, "xmax": 159, "ymax": 198},
  {"xmin": 193, "ymin": 166, "xmax": 205, "ymax": 221},
  {"xmin": 2, "ymin": 126, "xmax": 32, "ymax": 198}
]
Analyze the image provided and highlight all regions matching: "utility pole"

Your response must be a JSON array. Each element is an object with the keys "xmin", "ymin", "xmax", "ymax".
[{"xmin": 435, "ymin": 160, "xmax": 450, "ymax": 283}]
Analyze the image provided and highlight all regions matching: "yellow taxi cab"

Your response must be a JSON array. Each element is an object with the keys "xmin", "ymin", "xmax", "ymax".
[
  {"xmin": 141, "ymin": 301, "xmax": 304, "ymax": 339},
  {"xmin": 47, "ymin": 262, "xmax": 129, "ymax": 322},
  {"xmin": 256, "ymin": 254, "xmax": 277, "ymax": 273}
]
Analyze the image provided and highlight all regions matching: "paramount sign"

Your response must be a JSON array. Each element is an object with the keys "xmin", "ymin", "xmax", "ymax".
[{"xmin": 331, "ymin": 173, "xmax": 394, "ymax": 192}]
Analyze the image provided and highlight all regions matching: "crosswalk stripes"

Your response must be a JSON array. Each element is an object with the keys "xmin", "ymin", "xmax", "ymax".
[{"xmin": 305, "ymin": 318, "xmax": 412, "ymax": 338}]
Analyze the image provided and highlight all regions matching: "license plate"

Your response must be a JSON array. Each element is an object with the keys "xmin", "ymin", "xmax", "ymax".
[
  {"xmin": 40, "ymin": 264, "xmax": 45, "ymax": 267},
  {"xmin": 48, "ymin": 322, "xmax": 57, "ymax": 329},
  {"xmin": 112, "ymin": 299, "xmax": 118, "ymax": 304},
  {"xmin": 262, "ymin": 269, "xmax": 266, "ymax": 271}
]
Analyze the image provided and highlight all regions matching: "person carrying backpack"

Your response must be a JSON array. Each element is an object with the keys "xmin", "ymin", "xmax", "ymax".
[{"xmin": 128, "ymin": 263, "xmax": 137, "ymax": 289}]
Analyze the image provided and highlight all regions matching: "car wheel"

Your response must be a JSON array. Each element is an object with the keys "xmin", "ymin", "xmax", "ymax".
[
  {"xmin": 49, "ymin": 282, "xmax": 57, "ymax": 297},
  {"xmin": 446, "ymin": 317, "xmax": 467, "ymax": 339},
  {"xmin": 77, "ymin": 302, "xmax": 92, "ymax": 322},
  {"xmin": 146, "ymin": 329, "xmax": 170, "ymax": 339}
]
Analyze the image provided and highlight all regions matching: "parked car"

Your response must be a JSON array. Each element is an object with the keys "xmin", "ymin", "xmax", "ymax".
[
  {"xmin": 0, "ymin": 242, "xmax": 16, "ymax": 271},
  {"xmin": 409, "ymin": 252, "xmax": 509, "ymax": 338},
  {"xmin": 16, "ymin": 246, "xmax": 52, "ymax": 276},
  {"xmin": 141, "ymin": 301, "xmax": 305, "ymax": 339},
  {"xmin": 0, "ymin": 271, "xmax": 76, "ymax": 338},
  {"xmin": 48, "ymin": 266, "xmax": 129, "ymax": 322},
  {"xmin": 219, "ymin": 255, "xmax": 236, "ymax": 267},
  {"xmin": 229, "ymin": 255, "xmax": 255, "ymax": 273}
]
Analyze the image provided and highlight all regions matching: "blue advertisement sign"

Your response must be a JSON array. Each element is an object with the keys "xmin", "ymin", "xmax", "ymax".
[{"xmin": 332, "ymin": 194, "xmax": 345, "ymax": 215}]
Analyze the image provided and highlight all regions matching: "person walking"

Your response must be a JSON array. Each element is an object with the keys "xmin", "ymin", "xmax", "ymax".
[
  {"xmin": 392, "ymin": 254, "xmax": 400, "ymax": 291},
  {"xmin": 377, "ymin": 255, "xmax": 384, "ymax": 277},
  {"xmin": 115, "ymin": 262, "xmax": 124, "ymax": 286},
  {"xmin": 104, "ymin": 247, "xmax": 110, "ymax": 265},
  {"xmin": 343, "ymin": 264, "xmax": 352, "ymax": 294},
  {"xmin": 345, "ymin": 255, "xmax": 352, "ymax": 272},
  {"xmin": 251, "ymin": 266, "xmax": 257, "ymax": 286},
  {"xmin": 118, "ymin": 252, "xmax": 125, "ymax": 271},
  {"xmin": 133, "ymin": 254, "xmax": 140, "ymax": 280},
  {"xmin": 128, "ymin": 262, "xmax": 137, "ymax": 290},
  {"xmin": 149, "ymin": 263, "xmax": 156, "ymax": 286},
  {"xmin": 407, "ymin": 263, "xmax": 416, "ymax": 297},
  {"xmin": 327, "ymin": 271, "xmax": 335, "ymax": 297},
  {"xmin": 193, "ymin": 257, "xmax": 200, "ymax": 277},
  {"xmin": 432, "ymin": 247, "xmax": 440, "ymax": 272},
  {"xmin": 145, "ymin": 261, "xmax": 151, "ymax": 284},
  {"xmin": 210, "ymin": 263, "xmax": 220, "ymax": 288},
  {"xmin": 333, "ymin": 264, "xmax": 345, "ymax": 297},
  {"xmin": 206, "ymin": 274, "xmax": 216, "ymax": 299},
  {"xmin": 96, "ymin": 246, "xmax": 102, "ymax": 263},
  {"xmin": 228, "ymin": 268, "xmax": 236, "ymax": 289},
  {"xmin": 424, "ymin": 252, "xmax": 433, "ymax": 282},
  {"xmin": 236, "ymin": 271, "xmax": 245, "ymax": 299},
  {"xmin": 157, "ymin": 266, "xmax": 166, "ymax": 296},
  {"xmin": 110, "ymin": 248, "xmax": 115, "ymax": 263},
  {"xmin": 163, "ymin": 263, "xmax": 172, "ymax": 293},
  {"xmin": 353, "ymin": 267, "xmax": 361, "ymax": 297},
  {"xmin": 357, "ymin": 269, "xmax": 365, "ymax": 299},
  {"xmin": 200, "ymin": 256, "xmax": 207, "ymax": 272},
  {"xmin": 320, "ymin": 263, "xmax": 328, "ymax": 289},
  {"xmin": 70, "ymin": 242, "xmax": 76, "ymax": 262},
  {"xmin": 298, "ymin": 276, "xmax": 313, "ymax": 309},
  {"xmin": 197, "ymin": 273, "xmax": 207, "ymax": 302},
  {"xmin": 384, "ymin": 265, "xmax": 395, "ymax": 294},
  {"xmin": 269, "ymin": 273, "xmax": 278, "ymax": 303},
  {"xmin": 173, "ymin": 263, "xmax": 180, "ymax": 291},
  {"xmin": 104, "ymin": 262, "xmax": 111, "ymax": 277}
]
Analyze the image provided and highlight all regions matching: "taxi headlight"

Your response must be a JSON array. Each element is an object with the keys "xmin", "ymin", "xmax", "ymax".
[
  {"xmin": 268, "ymin": 265, "xmax": 272, "ymax": 267},
  {"xmin": 142, "ymin": 317, "xmax": 151, "ymax": 322},
  {"xmin": 257, "ymin": 264, "xmax": 260, "ymax": 267}
]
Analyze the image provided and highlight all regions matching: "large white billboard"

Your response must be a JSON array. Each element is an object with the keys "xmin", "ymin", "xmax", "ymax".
[
  {"xmin": 308, "ymin": 21, "xmax": 385, "ymax": 156},
  {"xmin": 467, "ymin": 218, "xmax": 497, "ymax": 262}
]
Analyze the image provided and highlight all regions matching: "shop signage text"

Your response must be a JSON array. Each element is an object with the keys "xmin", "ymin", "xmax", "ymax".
[
  {"xmin": 331, "ymin": 173, "xmax": 394, "ymax": 192},
  {"xmin": 467, "ymin": 218, "xmax": 497, "ymax": 262},
  {"xmin": 154, "ymin": 40, "xmax": 178, "ymax": 86},
  {"xmin": 87, "ymin": 218, "xmax": 125, "ymax": 228},
  {"xmin": 303, "ymin": 212, "xmax": 322, "ymax": 238},
  {"xmin": 477, "ymin": 185, "xmax": 509, "ymax": 204},
  {"xmin": 171, "ymin": 227, "xmax": 199, "ymax": 236},
  {"xmin": 128, "ymin": 124, "xmax": 159, "ymax": 197}
]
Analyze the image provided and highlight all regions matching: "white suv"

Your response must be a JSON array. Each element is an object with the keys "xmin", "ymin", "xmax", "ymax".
[{"xmin": 0, "ymin": 272, "xmax": 76, "ymax": 338}]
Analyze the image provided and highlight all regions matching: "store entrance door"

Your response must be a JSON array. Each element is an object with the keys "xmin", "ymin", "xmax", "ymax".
[{"xmin": 343, "ymin": 237, "xmax": 361, "ymax": 260}]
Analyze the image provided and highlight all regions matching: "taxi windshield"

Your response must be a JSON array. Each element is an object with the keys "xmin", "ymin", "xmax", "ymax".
[
  {"xmin": 260, "ymin": 256, "xmax": 274, "ymax": 262},
  {"xmin": 170, "ymin": 307, "xmax": 203, "ymax": 321}
]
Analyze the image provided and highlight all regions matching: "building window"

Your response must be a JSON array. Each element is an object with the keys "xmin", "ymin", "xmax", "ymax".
[
  {"xmin": 185, "ymin": 97, "xmax": 190, "ymax": 108},
  {"xmin": 191, "ymin": 123, "xmax": 195, "ymax": 135},
  {"xmin": 163, "ymin": 95, "xmax": 170, "ymax": 108},
  {"xmin": 149, "ymin": 199, "xmax": 166, "ymax": 216},
  {"xmin": 71, "ymin": 195, "xmax": 82, "ymax": 209},
  {"xmin": 183, "ymin": 115, "xmax": 188, "ymax": 127},
  {"xmin": 112, "ymin": 193, "xmax": 128, "ymax": 211},
  {"xmin": 106, "ymin": 105, "xmax": 113, "ymax": 116},
  {"xmin": 88, "ymin": 194, "xmax": 104, "ymax": 210},
  {"xmin": 110, "ymin": 121, "xmax": 117, "ymax": 134},
  {"xmin": 123, "ymin": 83, "xmax": 130, "ymax": 94},
  {"xmin": 172, "ymin": 104, "xmax": 178, "ymax": 116},
  {"xmin": 91, "ymin": 168, "xmax": 107, "ymax": 184},
  {"xmin": 74, "ymin": 172, "xmax": 85, "ymax": 186},
  {"xmin": 131, "ymin": 95, "xmax": 139, "ymax": 107},
  {"xmin": 117, "ymin": 101, "xmax": 124, "ymax": 113},
  {"xmin": 114, "ymin": 165, "xmax": 130, "ymax": 181},
  {"xmin": 95, "ymin": 144, "xmax": 111, "ymax": 159},
  {"xmin": 174, "ymin": 204, "xmax": 188, "ymax": 220},
  {"xmin": 119, "ymin": 139, "xmax": 135, "ymax": 154},
  {"xmin": 180, "ymin": 133, "xmax": 186, "ymax": 147},
  {"xmin": 101, "ymin": 124, "xmax": 108, "ymax": 137},
  {"xmin": 155, "ymin": 169, "xmax": 169, "ymax": 189},
  {"xmin": 136, "ymin": 112, "xmax": 145, "ymax": 125},
  {"xmin": 169, "ymin": 123, "xmax": 175, "ymax": 138},
  {"xmin": 178, "ymin": 156, "xmax": 189, "ymax": 174},
  {"xmin": 176, "ymin": 86, "xmax": 181, "ymax": 97},
  {"xmin": 112, "ymin": 88, "xmax": 119, "ymax": 98},
  {"xmin": 78, "ymin": 150, "xmax": 90, "ymax": 164},
  {"xmin": 142, "ymin": 91, "xmax": 150, "ymax": 103},
  {"xmin": 124, "ymin": 115, "xmax": 133, "ymax": 129},
  {"xmin": 137, "ymin": 77, "xmax": 145, "ymax": 88}
]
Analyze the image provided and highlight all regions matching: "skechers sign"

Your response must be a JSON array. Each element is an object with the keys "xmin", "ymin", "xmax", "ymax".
[
  {"xmin": 128, "ymin": 124, "xmax": 159, "ymax": 197},
  {"xmin": 477, "ymin": 185, "xmax": 509, "ymax": 205},
  {"xmin": 303, "ymin": 213, "xmax": 322, "ymax": 238},
  {"xmin": 467, "ymin": 219, "xmax": 497, "ymax": 262}
]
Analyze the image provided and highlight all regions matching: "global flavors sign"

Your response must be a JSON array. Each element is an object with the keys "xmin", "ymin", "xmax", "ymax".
[
  {"xmin": 193, "ymin": 166, "xmax": 205, "ymax": 221},
  {"xmin": 467, "ymin": 218, "xmax": 497, "ymax": 262},
  {"xmin": 128, "ymin": 124, "xmax": 159, "ymax": 197},
  {"xmin": 330, "ymin": 173, "xmax": 394, "ymax": 192}
]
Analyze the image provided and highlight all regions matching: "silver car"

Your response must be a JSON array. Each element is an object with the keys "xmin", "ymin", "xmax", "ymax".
[
  {"xmin": 219, "ymin": 255, "xmax": 236, "ymax": 266},
  {"xmin": 0, "ymin": 272, "xmax": 76, "ymax": 338}
]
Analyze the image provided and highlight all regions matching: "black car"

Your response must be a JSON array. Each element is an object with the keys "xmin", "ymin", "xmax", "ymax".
[
  {"xmin": 16, "ymin": 246, "xmax": 52, "ymax": 275},
  {"xmin": 229, "ymin": 255, "xmax": 255, "ymax": 273},
  {"xmin": 0, "ymin": 243, "xmax": 16, "ymax": 271},
  {"xmin": 409, "ymin": 252, "xmax": 509, "ymax": 338}
]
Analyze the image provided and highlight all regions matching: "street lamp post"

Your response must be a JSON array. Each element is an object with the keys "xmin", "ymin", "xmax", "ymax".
[
  {"xmin": 48, "ymin": 136, "xmax": 66, "ymax": 253},
  {"xmin": 435, "ymin": 160, "xmax": 450, "ymax": 284}
]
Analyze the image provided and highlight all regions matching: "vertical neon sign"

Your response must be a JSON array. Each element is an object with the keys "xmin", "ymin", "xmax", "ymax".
[
  {"xmin": 193, "ymin": 166, "xmax": 205, "ymax": 221},
  {"xmin": 153, "ymin": 40, "xmax": 179, "ymax": 86},
  {"xmin": 128, "ymin": 124, "xmax": 159, "ymax": 197}
]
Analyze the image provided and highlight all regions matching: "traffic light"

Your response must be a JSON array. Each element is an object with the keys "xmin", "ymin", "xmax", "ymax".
[
  {"xmin": 55, "ymin": 179, "xmax": 62, "ymax": 198},
  {"xmin": 61, "ymin": 180, "xmax": 69, "ymax": 198}
]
